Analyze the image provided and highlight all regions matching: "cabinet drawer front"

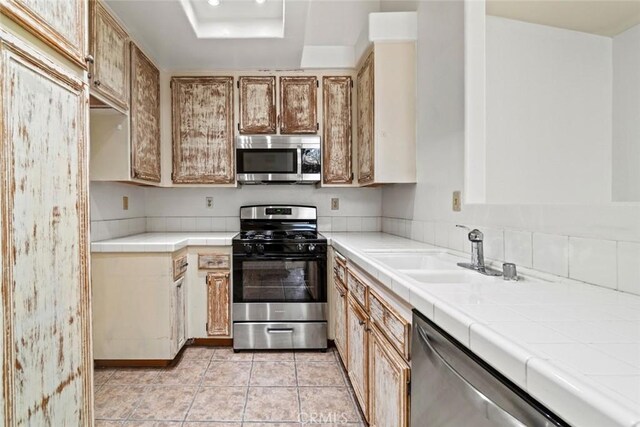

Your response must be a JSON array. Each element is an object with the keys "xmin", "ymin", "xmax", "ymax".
[
  {"xmin": 347, "ymin": 270, "xmax": 368, "ymax": 309},
  {"xmin": 334, "ymin": 252, "xmax": 347, "ymax": 284},
  {"xmin": 198, "ymin": 254, "xmax": 230, "ymax": 270},
  {"xmin": 173, "ymin": 255, "xmax": 188, "ymax": 280},
  {"xmin": 369, "ymin": 289, "xmax": 410, "ymax": 361}
]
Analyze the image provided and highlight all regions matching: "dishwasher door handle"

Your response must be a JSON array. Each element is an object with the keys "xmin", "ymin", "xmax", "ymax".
[{"xmin": 416, "ymin": 325, "xmax": 527, "ymax": 427}]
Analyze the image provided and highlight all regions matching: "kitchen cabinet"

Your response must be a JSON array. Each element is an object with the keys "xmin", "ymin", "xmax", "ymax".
[
  {"xmin": 89, "ymin": 0, "xmax": 130, "ymax": 111},
  {"xmin": 173, "ymin": 276, "xmax": 187, "ymax": 354},
  {"xmin": 0, "ymin": 30, "xmax": 93, "ymax": 425},
  {"xmin": 334, "ymin": 271, "xmax": 348, "ymax": 367},
  {"xmin": 280, "ymin": 76, "xmax": 318, "ymax": 134},
  {"xmin": 356, "ymin": 43, "xmax": 416, "ymax": 185},
  {"xmin": 238, "ymin": 76, "xmax": 277, "ymax": 134},
  {"xmin": 207, "ymin": 271, "xmax": 231, "ymax": 336},
  {"xmin": 323, "ymin": 76, "xmax": 353, "ymax": 184},
  {"xmin": 0, "ymin": 0, "xmax": 86, "ymax": 67},
  {"xmin": 369, "ymin": 324, "xmax": 410, "ymax": 427},
  {"xmin": 171, "ymin": 76, "xmax": 235, "ymax": 184},
  {"xmin": 347, "ymin": 294, "xmax": 370, "ymax": 421},
  {"xmin": 130, "ymin": 42, "xmax": 161, "ymax": 183}
]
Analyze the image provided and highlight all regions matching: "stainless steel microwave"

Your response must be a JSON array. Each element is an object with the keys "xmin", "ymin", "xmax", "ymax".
[{"xmin": 236, "ymin": 135, "xmax": 321, "ymax": 184}]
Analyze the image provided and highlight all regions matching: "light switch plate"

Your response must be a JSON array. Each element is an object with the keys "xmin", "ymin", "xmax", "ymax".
[
  {"xmin": 122, "ymin": 196, "xmax": 129, "ymax": 211},
  {"xmin": 331, "ymin": 198, "xmax": 339, "ymax": 210},
  {"xmin": 206, "ymin": 197, "xmax": 214, "ymax": 209},
  {"xmin": 452, "ymin": 191, "xmax": 461, "ymax": 212}
]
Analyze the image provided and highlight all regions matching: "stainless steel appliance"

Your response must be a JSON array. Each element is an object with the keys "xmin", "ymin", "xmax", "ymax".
[
  {"xmin": 236, "ymin": 135, "xmax": 321, "ymax": 184},
  {"xmin": 411, "ymin": 310, "xmax": 568, "ymax": 427},
  {"xmin": 233, "ymin": 205, "xmax": 327, "ymax": 350}
]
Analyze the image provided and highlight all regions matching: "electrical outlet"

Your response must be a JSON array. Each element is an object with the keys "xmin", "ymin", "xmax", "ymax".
[
  {"xmin": 122, "ymin": 196, "xmax": 129, "ymax": 211},
  {"xmin": 206, "ymin": 197, "xmax": 214, "ymax": 209},
  {"xmin": 452, "ymin": 191, "xmax": 462, "ymax": 212},
  {"xmin": 331, "ymin": 198, "xmax": 339, "ymax": 210}
]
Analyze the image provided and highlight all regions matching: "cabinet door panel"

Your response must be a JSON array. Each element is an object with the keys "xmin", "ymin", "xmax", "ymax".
[
  {"xmin": 172, "ymin": 76, "xmax": 235, "ymax": 184},
  {"xmin": 280, "ymin": 76, "xmax": 317, "ymax": 134},
  {"xmin": 130, "ymin": 43, "xmax": 161, "ymax": 182},
  {"xmin": 347, "ymin": 295, "xmax": 369, "ymax": 420},
  {"xmin": 369, "ymin": 325, "xmax": 410, "ymax": 427},
  {"xmin": 0, "ymin": 0, "xmax": 85, "ymax": 66},
  {"xmin": 239, "ymin": 76, "xmax": 276, "ymax": 134},
  {"xmin": 90, "ymin": 0, "xmax": 129, "ymax": 110},
  {"xmin": 357, "ymin": 50, "xmax": 374, "ymax": 185},
  {"xmin": 334, "ymin": 278, "xmax": 348, "ymax": 367},
  {"xmin": 1, "ymin": 34, "xmax": 92, "ymax": 425},
  {"xmin": 323, "ymin": 76, "xmax": 353, "ymax": 184},
  {"xmin": 174, "ymin": 279, "xmax": 186, "ymax": 354},
  {"xmin": 207, "ymin": 272, "xmax": 230, "ymax": 336}
]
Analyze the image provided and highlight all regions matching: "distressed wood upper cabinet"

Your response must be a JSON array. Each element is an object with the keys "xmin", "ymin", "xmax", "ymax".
[
  {"xmin": 356, "ymin": 43, "xmax": 416, "ymax": 186},
  {"xmin": 1, "ymin": 32, "xmax": 93, "ymax": 425},
  {"xmin": 130, "ymin": 43, "xmax": 161, "ymax": 182},
  {"xmin": 323, "ymin": 76, "xmax": 353, "ymax": 184},
  {"xmin": 347, "ymin": 294, "xmax": 370, "ymax": 421},
  {"xmin": 369, "ymin": 324, "xmax": 410, "ymax": 427},
  {"xmin": 172, "ymin": 76, "xmax": 235, "ymax": 184},
  {"xmin": 207, "ymin": 272, "xmax": 231, "ymax": 336},
  {"xmin": 239, "ymin": 76, "xmax": 276, "ymax": 134},
  {"xmin": 280, "ymin": 76, "xmax": 318, "ymax": 134},
  {"xmin": 0, "ymin": 0, "xmax": 86, "ymax": 66},
  {"xmin": 89, "ymin": 0, "xmax": 130, "ymax": 111}
]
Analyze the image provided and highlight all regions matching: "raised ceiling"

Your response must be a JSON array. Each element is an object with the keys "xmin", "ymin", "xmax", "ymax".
[
  {"xmin": 486, "ymin": 0, "xmax": 640, "ymax": 37},
  {"xmin": 105, "ymin": 0, "xmax": 415, "ymax": 70}
]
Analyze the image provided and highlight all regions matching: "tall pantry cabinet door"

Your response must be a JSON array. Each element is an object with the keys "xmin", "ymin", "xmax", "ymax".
[
  {"xmin": 0, "ymin": 33, "xmax": 92, "ymax": 425},
  {"xmin": 357, "ymin": 50, "xmax": 375, "ymax": 185},
  {"xmin": 207, "ymin": 272, "xmax": 231, "ymax": 336},
  {"xmin": 369, "ymin": 325, "xmax": 410, "ymax": 427},
  {"xmin": 280, "ymin": 76, "xmax": 318, "ymax": 134},
  {"xmin": 130, "ymin": 43, "xmax": 161, "ymax": 182},
  {"xmin": 89, "ymin": 0, "xmax": 130, "ymax": 111},
  {"xmin": 0, "ymin": 0, "xmax": 86, "ymax": 67},
  {"xmin": 323, "ymin": 76, "xmax": 353, "ymax": 184},
  {"xmin": 347, "ymin": 295, "xmax": 369, "ymax": 421},
  {"xmin": 239, "ymin": 76, "xmax": 276, "ymax": 134},
  {"xmin": 172, "ymin": 76, "xmax": 235, "ymax": 184}
]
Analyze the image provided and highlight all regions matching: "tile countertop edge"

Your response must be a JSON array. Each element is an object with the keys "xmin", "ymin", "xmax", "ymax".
[
  {"xmin": 90, "ymin": 232, "xmax": 238, "ymax": 252},
  {"xmin": 327, "ymin": 232, "xmax": 640, "ymax": 427}
]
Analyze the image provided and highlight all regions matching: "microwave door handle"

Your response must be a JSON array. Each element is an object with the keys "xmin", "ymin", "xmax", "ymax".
[{"xmin": 297, "ymin": 146, "xmax": 303, "ymax": 183}]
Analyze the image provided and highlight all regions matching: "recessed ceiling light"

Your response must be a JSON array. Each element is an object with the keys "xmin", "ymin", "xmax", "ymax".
[
  {"xmin": 256, "ymin": 0, "xmax": 266, "ymax": 4},
  {"xmin": 208, "ymin": 0, "xmax": 220, "ymax": 6}
]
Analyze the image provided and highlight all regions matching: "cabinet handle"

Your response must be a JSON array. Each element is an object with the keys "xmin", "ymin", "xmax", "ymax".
[
  {"xmin": 358, "ymin": 319, "xmax": 365, "ymax": 326},
  {"xmin": 339, "ymin": 290, "xmax": 346, "ymax": 297},
  {"xmin": 85, "ymin": 55, "xmax": 94, "ymax": 64},
  {"xmin": 94, "ymin": 80, "xmax": 101, "ymax": 87}
]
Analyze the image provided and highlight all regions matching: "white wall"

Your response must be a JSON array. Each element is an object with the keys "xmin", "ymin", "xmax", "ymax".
[
  {"xmin": 381, "ymin": 1, "xmax": 640, "ymax": 296},
  {"xmin": 612, "ymin": 24, "xmax": 640, "ymax": 201},
  {"xmin": 90, "ymin": 182, "xmax": 146, "ymax": 241},
  {"xmin": 485, "ymin": 16, "xmax": 612, "ymax": 204}
]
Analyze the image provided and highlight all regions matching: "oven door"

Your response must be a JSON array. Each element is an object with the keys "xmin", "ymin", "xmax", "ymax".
[
  {"xmin": 233, "ymin": 255, "xmax": 327, "ymax": 321},
  {"xmin": 236, "ymin": 147, "xmax": 301, "ymax": 183}
]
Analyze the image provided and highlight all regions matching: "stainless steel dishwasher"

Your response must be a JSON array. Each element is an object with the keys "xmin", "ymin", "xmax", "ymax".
[{"xmin": 411, "ymin": 310, "xmax": 569, "ymax": 427}]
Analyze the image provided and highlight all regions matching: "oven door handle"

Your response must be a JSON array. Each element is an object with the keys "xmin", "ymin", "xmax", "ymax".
[
  {"xmin": 234, "ymin": 255, "xmax": 326, "ymax": 261},
  {"xmin": 267, "ymin": 328, "xmax": 295, "ymax": 334}
]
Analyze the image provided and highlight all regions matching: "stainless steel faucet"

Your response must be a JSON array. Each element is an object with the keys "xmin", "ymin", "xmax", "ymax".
[{"xmin": 456, "ymin": 225, "xmax": 502, "ymax": 276}]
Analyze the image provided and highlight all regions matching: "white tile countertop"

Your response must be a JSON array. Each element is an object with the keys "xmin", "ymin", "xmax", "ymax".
[
  {"xmin": 90, "ymin": 232, "xmax": 238, "ymax": 252},
  {"xmin": 326, "ymin": 232, "xmax": 640, "ymax": 427}
]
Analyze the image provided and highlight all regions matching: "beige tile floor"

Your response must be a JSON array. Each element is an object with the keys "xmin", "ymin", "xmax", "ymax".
[{"xmin": 94, "ymin": 347, "xmax": 366, "ymax": 427}]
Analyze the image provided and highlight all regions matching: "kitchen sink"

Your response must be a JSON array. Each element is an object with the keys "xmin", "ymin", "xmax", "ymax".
[
  {"xmin": 366, "ymin": 252, "xmax": 456, "ymax": 271},
  {"xmin": 400, "ymin": 270, "xmax": 498, "ymax": 284}
]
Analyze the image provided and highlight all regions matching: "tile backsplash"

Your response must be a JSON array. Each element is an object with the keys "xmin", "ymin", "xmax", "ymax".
[{"xmin": 383, "ymin": 216, "xmax": 640, "ymax": 297}]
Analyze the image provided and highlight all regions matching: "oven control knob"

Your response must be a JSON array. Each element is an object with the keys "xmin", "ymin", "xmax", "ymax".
[
  {"xmin": 307, "ymin": 244, "xmax": 316, "ymax": 253},
  {"xmin": 296, "ymin": 243, "xmax": 305, "ymax": 252},
  {"xmin": 243, "ymin": 243, "xmax": 253, "ymax": 254},
  {"xmin": 256, "ymin": 243, "xmax": 265, "ymax": 254}
]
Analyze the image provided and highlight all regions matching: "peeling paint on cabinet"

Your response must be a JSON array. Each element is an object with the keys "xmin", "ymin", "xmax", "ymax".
[
  {"xmin": 347, "ymin": 294, "xmax": 369, "ymax": 421},
  {"xmin": 130, "ymin": 42, "xmax": 161, "ymax": 183},
  {"xmin": 323, "ymin": 76, "xmax": 353, "ymax": 184},
  {"xmin": 89, "ymin": 0, "xmax": 129, "ymax": 111},
  {"xmin": 357, "ymin": 50, "xmax": 375, "ymax": 185},
  {"xmin": 239, "ymin": 76, "xmax": 276, "ymax": 134},
  {"xmin": 172, "ymin": 76, "xmax": 235, "ymax": 184},
  {"xmin": 0, "ymin": 31, "xmax": 92, "ymax": 426},
  {"xmin": 206, "ymin": 272, "xmax": 230, "ymax": 336},
  {"xmin": 0, "ymin": 0, "xmax": 86, "ymax": 67},
  {"xmin": 280, "ymin": 76, "xmax": 318, "ymax": 134}
]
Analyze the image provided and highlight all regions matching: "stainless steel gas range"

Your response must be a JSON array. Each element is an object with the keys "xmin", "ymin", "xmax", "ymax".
[{"xmin": 232, "ymin": 205, "xmax": 327, "ymax": 350}]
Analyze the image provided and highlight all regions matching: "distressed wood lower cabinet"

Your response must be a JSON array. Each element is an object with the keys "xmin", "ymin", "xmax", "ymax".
[
  {"xmin": 347, "ymin": 294, "xmax": 370, "ymax": 421},
  {"xmin": 130, "ymin": 42, "xmax": 161, "ymax": 182},
  {"xmin": 333, "ymin": 274, "xmax": 348, "ymax": 365},
  {"xmin": 172, "ymin": 76, "xmax": 235, "ymax": 184},
  {"xmin": 280, "ymin": 76, "xmax": 318, "ymax": 134},
  {"xmin": 323, "ymin": 76, "xmax": 353, "ymax": 184},
  {"xmin": 207, "ymin": 271, "xmax": 231, "ymax": 336},
  {"xmin": 0, "ymin": 31, "xmax": 93, "ymax": 425},
  {"xmin": 369, "ymin": 324, "xmax": 410, "ymax": 427},
  {"xmin": 239, "ymin": 76, "xmax": 277, "ymax": 134},
  {"xmin": 89, "ymin": 0, "xmax": 130, "ymax": 111}
]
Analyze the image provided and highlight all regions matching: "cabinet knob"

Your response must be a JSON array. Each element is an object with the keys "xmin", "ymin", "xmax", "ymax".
[
  {"xmin": 85, "ymin": 55, "xmax": 94, "ymax": 64},
  {"xmin": 94, "ymin": 80, "xmax": 101, "ymax": 87},
  {"xmin": 358, "ymin": 319, "xmax": 365, "ymax": 326}
]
